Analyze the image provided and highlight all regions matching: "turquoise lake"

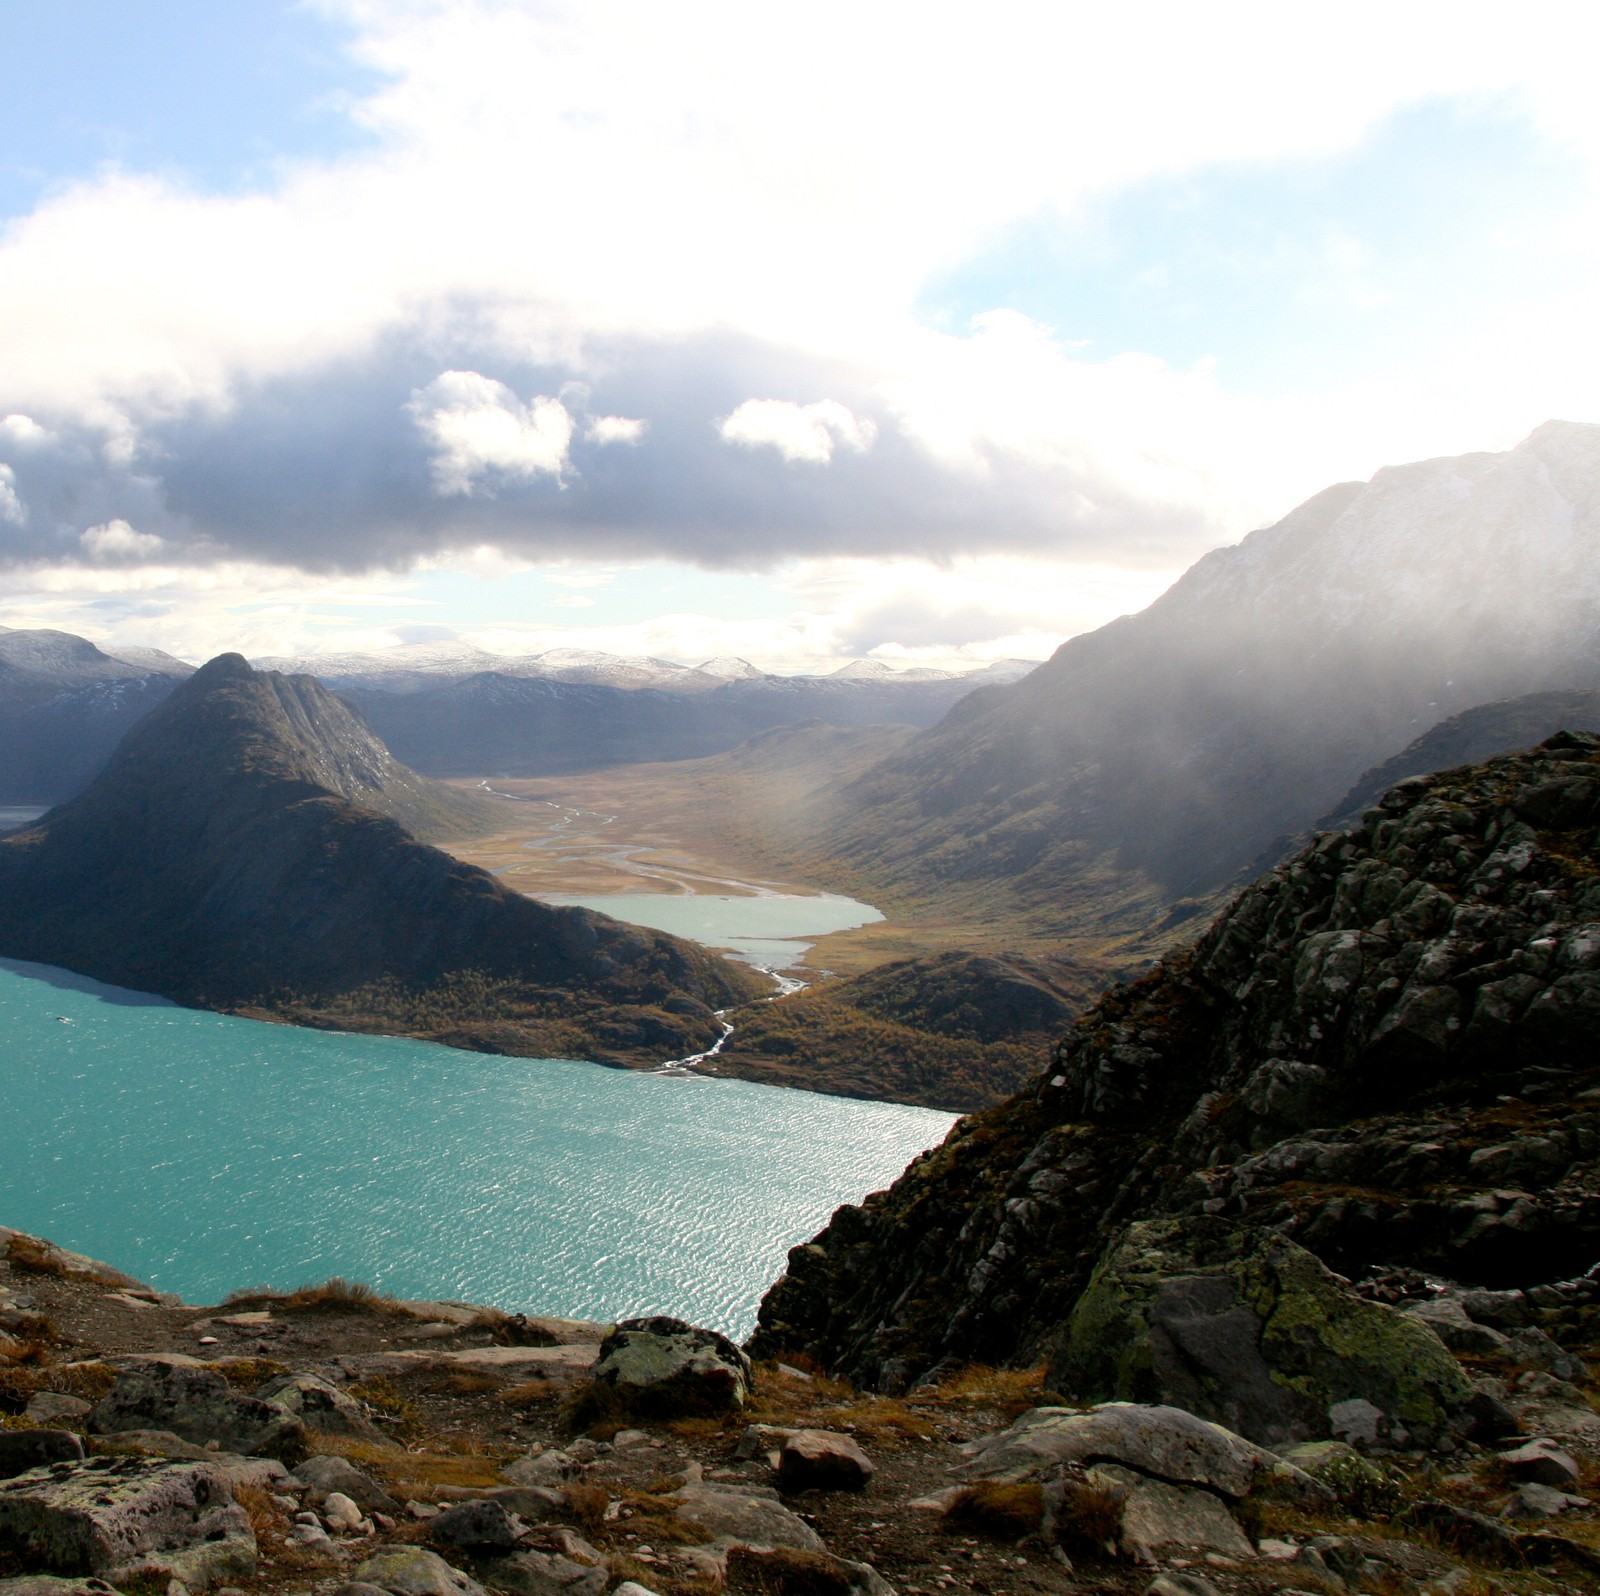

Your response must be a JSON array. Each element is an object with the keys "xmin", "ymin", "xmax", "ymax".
[
  {"xmin": 0, "ymin": 957, "xmax": 954, "ymax": 1335},
  {"xmin": 538, "ymin": 891, "xmax": 882, "ymax": 973}
]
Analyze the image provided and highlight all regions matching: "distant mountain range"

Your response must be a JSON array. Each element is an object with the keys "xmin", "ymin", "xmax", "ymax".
[
  {"xmin": 0, "ymin": 654, "xmax": 761, "ymax": 1064},
  {"xmin": 803, "ymin": 421, "xmax": 1600, "ymax": 957},
  {"xmin": 0, "ymin": 632, "xmax": 1037, "ymax": 800}
]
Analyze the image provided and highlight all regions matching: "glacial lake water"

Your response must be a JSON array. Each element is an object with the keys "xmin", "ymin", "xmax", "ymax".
[
  {"xmin": 0, "ymin": 957, "xmax": 953, "ymax": 1335},
  {"xmin": 539, "ymin": 891, "xmax": 882, "ymax": 973}
]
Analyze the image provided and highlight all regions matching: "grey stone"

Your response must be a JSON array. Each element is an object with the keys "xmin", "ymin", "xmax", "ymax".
[
  {"xmin": 670, "ymin": 1483, "xmax": 825, "ymax": 1553},
  {"xmin": 500, "ymin": 1451, "xmax": 574, "ymax": 1488},
  {"xmin": 255, "ymin": 1375, "xmax": 382, "ymax": 1443},
  {"xmin": 1506, "ymin": 1327, "xmax": 1589, "ymax": 1383},
  {"xmin": 776, "ymin": 1430, "xmax": 874, "ymax": 1493},
  {"xmin": 90, "ymin": 1363, "xmax": 304, "ymax": 1460},
  {"xmin": 0, "ymin": 1433, "xmax": 86, "ymax": 1480},
  {"xmin": 733, "ymin": 1424, "xmax": 795, "ymax": 1461},
  {"xmin": 323, "ymin": 1494, "xmax": 366, "ymax": 1532},
  {"xmin": 1088, "ymin": 1465, "xmax": 1252, "ymax": 1563},
  {"xmin": 332, "ymin": 1584, "xmax": 396, "ymax": 1596},
  {"xmin": 1146, "ymin": 1574, "xmax": 1223, "ymax": 1596},
  {"xmin": 1328, "ymin": 1398, "xmax": 1393, "ymax": 1449},
  {"xmin": 0, "ymin": 1458, "xmax": 253, "ymax": 1585},
  {"xmin": 23, "ymin": 1397, "xmax": 92, "ymax": 1427},
  {"xmin": 477, "ymin": 1551, "xmax": 604, "ymax": 1596},
  {"xmin": 428, "ymin": 1501, "xmax": 522, "ymax": 1553},
  {"xmin": 291, "ymin": 1456, "xmax": 399, "ymax": 1515},
  {"xmin": 1501, "ymin": 1482, "xmax": 1582, "ymax": 1519},
  {"xmin": 355, "ymin": 1547, "xmax": 488, "ymax": 1596},
  {"xmin": 589, "ymin": 1317, "xmax": 751, "ymax": 1417},
  {"xmin": 956, "ymin": 1403, "xmax": 1320, "ymax": 1502},
  {"xmin": 1402, "ymin": 1297, "xmax": 1511, "ymax": 1356},
  {"xmin": 609, "ymin": 1585, "xmax": 661, "ymax": 1596},
  {"xmin": 0, "ymin": 1581, "xmax": 126, "ymax": 1596},
  {"xmin": 1499, "ymin": 1438, "xmax": 1580, "ymax": 1487}
]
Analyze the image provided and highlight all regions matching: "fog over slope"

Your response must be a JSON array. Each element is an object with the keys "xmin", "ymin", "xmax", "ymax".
[{"xmin": 823, "ymin": 422, "xmax": 1600, "ymax": 945}]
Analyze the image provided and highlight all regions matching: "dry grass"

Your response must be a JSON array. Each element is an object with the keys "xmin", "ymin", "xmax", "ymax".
[
  {"xmin": 304, "ymin": 1434, "xmax": 507, "ymax": 1492},
  {"xmin": 223, "ymin": 1277, "xmax": 404, "ymax": 1316},
  {"xmin": 746, "ymin": 1363, "xmax": 935, "ymax": 1443},
  {"xmin": 724, "ymin": 1545, "xmax": 858, "ymax": 1595},
  {"xmin": 941, "ymin": 1481, "xmax": 1044, "ymax": 1542},
  {"xmin": 423, "ymin": 1370, "xmax": 502, "ymax": 1396},
  {"xmin": 915, "ymin": 1362, "xmax": 1050, "ymax": 1422},
  {"xmin": 562, "ymin": 1481, "xmax": 609, "ymax": 1533},
  {"xmin": 210, "ymin": 1357, "xmax": 291, "ymax": 1390},
  {"xmin": 4, "ymin": 1236, "xmax": 70, "ymax": 1277},
  {"xmin": 1054, "ymin": 1478, "xmax": 1125, "ymax": 1561},
  {"xmin": 497, "ymin": 1377, "xmax": 558, "ymax": 1411},
  {"xmin": 348, "ymin": 1375, "xmax": 422, "ymax": 1435}
]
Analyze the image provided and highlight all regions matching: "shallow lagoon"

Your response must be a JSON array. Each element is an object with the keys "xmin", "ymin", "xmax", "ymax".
[{"xmin": 0, "ymin": 957, "xmax": 953, "ymax": 1334}]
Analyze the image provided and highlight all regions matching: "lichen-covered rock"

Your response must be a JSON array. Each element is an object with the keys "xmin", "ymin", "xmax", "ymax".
[
  {"xmin": 355, "ymin": 1546, "xmax": 488, "ymax": 1596},
  {"xmin": 1053, "ymin": 1218, "xmax": 1475, "ymax": 1447},
  {"xmin": 669, "ymin": 1483, "xmax": 825, "ymax": 1555},
  {"xmin": 428, "ymin": 1500, "xmax": 523, "ymax": 1553},
  {"xmin": 256, "ymin": 1372, "xmax": 382, "ymax": 1442},
  {"xmin": 0, "ymin": 1457, "xmax": 252, "ymax": 1582},
  {"xmin": 292, "ymin": 1454, "xmax": 400, "ymax": 1515},
  {"xmin": 480, "ymin": 1550, "xmax": 605, "ymax": 1596},
  {"xmin": 753, "ymin": 736, "xmax": 1600, "ymax": 1394},
  {"xmin": 589, "ymin": 1317, "xmax": 751, "ymax": 1416},
  {"xmin": 90, "ymin": 1361, "xmax": 304, "ymax": 1460},
  {"xmin": 1093, "ymin": 1467, "xmax": 1253, "ymax": 1563}
]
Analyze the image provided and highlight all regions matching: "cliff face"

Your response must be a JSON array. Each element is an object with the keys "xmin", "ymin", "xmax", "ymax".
[
  {"xmin": 753, "ymin": 731, "xmax": 1600, "ymax": 1389},
  {"xmin": 0, "ymin": 654, "xmax": 762, "ymax": 1064}
]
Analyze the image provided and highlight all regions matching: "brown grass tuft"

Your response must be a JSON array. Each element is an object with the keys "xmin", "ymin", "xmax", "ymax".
[
  {"xmin": 725, "ymin": 1544, "xmax": 856, "ymax": 1595},
  {"xmin": 4, "ymin": 1236, "xmax": 70, "ymax": 1277},
  {"xmin": 223, "ymin": 1277, "xmax": 404, "ymax": 1316},
  {"xmin": 562, "ymin": 1481, "xmax": 609, "ymax": 1533},
  {"xmin": 1055, "ymin": 1477, "xmax": 1125, "ymax": 1560},
  {"xmin": 942, "ymin": 1480, "xmax": 1044, "ymax": 1541},
  {"xmin": 497, "ymin": 1377, "xmax": 556, "ymax": 1411}
]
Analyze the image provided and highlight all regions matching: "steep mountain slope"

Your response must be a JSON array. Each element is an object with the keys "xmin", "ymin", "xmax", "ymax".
[
  {"xmin": 0, "ymin": 655, "xmax": 761, "ymax": 1064},
  {"xmin": 754, "ymin": 730, "xmax": 1600, "ymax": 1389},
  {"xmin": 1323, "ymin": 688, "xmax": 1600, "ymax": 827},
  {"xmin": 820, "ymin": 422, "xmax": 1600, "ymax": 954},
  {"xmin": 0, "ymin": 629, "xmax": 193, "ymax": 804}
]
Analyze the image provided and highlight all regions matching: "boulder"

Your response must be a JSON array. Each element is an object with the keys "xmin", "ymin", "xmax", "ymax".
[
  {"xmin": 1401, "ymin": 1297, "xmax": 1511, "ymax": 1356},
  {"xmin": 1501, "ymin": 1482, "xmax": 1585, "ymax": 1520},
  {"xmin": 293, "ymin": 1455, "xmax": 400, "ymax": 1515},
  {"xmin": 1052, "ymin": 1218, "xmax": 1475, "ymax": 1448},
  {"xmin": 355, "ymin": 1546, "xmax": 488, "ymax": 1596},
  {"xmin": 89, "ymin": 1363, "xmax": 304, "ymax": 1460},
  {"xmin": 670, "ymin": 1483, "xmax": 825, "ymax": 1555},
  {"xmin": 501, "ymin": 1451, "xmax": 575, "ymax": 1488},
  {"xmin": 588, "ymin": 1317, "xmax": 751, "ymax": 1417},
  {"xmin": 428, "ymin": 1500, "xmax": 523, "ymax": 1554},
  {"xmin": 480, "ymin": 1550, "xmax": 605, "ymax": 1596},
  {"xmin": 324, "ymin": 1492, "xmax": 367, "ymax": 1532},
  {"xmin": 956, "ymin": 1403, "xmax": 1324, "ymax": 1504},
  {"xmin": 0, "ymin": 1457, "xmax": 253, "ymax": 1587},
  {"xmin": 1499, "ymin": 1438, "xmax": 1580, "ymax": 1488},
  {"xmin": 255, "ymin": 1373, "xmax": 383, "ymax": 1442},
  {"xmin": 0, "ymin": 1434, "xmax": 85, "ymax": 1481},
  {"xmin": 776, "ymin": 1431, "xmax": 874, "ymax": 1494},
  {"xmin": 1090, "ymin": 1466, "xmax": 1253, "ymax": 1564}
]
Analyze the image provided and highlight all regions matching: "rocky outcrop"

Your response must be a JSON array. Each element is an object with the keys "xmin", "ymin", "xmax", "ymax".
[
  {"xmin": 586, "ymin": 1316, "xmax": 752, "ymax": 1417},
  {"xmin": 752, "ymin": 732, "xmax": 1600, "ymax": 1404},
  {"xmin": 0, "ymin": 655, "xmax": 763, "ymax": 1065},
  {"xmin": 1054, "ymin": 1220, "xmax": 1474, "ymax": 1447}
]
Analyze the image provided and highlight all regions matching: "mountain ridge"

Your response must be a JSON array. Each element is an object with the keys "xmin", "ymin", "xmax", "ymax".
[{"xmin": 0, "ymin": 654, "xmax": 762, "ymax": 1064}]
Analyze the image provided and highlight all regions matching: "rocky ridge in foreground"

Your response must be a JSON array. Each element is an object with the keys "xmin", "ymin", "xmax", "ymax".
[
  {"xmin": 754, "ymin": 731, "xmax": 1600, "ymax": 1411},
  {"xmin": 8, "ymin": 1216, "xmax": 1600, "ymax": 1596}
]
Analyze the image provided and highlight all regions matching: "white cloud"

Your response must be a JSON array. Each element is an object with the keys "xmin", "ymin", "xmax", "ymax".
[
  {"xmin": 719, "ymin": 399, "xmax": 876, "ymax": 464},
  {"xmin": 79, "ymin": 519, "xmax": 166, "ymax": 559},
  {"xmin": 408, "ymin": 371, "xmax": 573, "ymax": 494},
  {"xmin": 0, "ymin": 466, "xmax": 24, "ymax": 526},
  {"xmin": 0, "ymin": 414, "xmax": 48, "ymax": 448},
  {"xmin": 585, "ymin": 415, "xmax": 648, "ymax": 445}
]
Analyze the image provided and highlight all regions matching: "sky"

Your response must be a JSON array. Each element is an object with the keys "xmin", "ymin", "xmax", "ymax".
[{"xmin": 1, "ymin": 1, "xmax": 1598, "ymax": 674}]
